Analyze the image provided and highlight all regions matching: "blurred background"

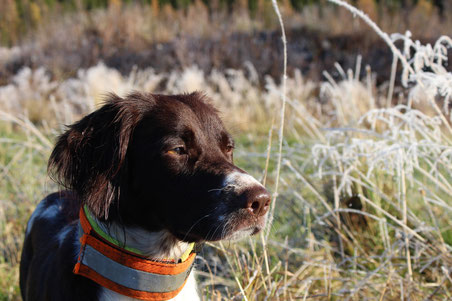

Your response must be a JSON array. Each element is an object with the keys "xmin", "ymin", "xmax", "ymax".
[
  {"xmin": 1, "ymin": 0, "xmax": 451, "ymax": 86},
  {"xmin": 1, "ymin": 1, "xmax": 451, "ymax": 300}
]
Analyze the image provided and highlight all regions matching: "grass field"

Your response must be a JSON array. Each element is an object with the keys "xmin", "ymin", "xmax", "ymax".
[{"xmin": 1, "ymin": 1, "xmax": 451, "ymax": 300}]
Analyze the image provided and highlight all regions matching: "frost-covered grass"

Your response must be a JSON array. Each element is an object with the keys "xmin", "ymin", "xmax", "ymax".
[
  {"xmin": 1, "ymin": 3, "xmax": 452, "ymax": 301},
  {"xmin": 1, "ymin": 60, "xmax": 451, "ymax": 300}
]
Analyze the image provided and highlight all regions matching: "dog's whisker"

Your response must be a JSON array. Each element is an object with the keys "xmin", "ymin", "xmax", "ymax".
[
  {"xmin": 181, "ymin": 213, "xmax": 211, "ymax": 242},
  {"xmin": 206, "ymin": 221, "xmax": 224, "ymax": 241}
]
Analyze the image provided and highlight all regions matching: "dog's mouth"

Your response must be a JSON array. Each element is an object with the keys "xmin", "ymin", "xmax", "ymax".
[
  {"xmin": 226, "ymin": 215, "xmax": 267, "ymax": 240},
  {"xmin": 175, "ymin": 213, "xmax": 267, "ymax": 243},
  {"xmin": 221, "ymin": 224, "xmax": 264, "ymax": 241}
]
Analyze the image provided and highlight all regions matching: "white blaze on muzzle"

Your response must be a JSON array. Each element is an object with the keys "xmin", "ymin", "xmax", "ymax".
[{"xmin": 223, "ymin": 171, "xmax": 265, "ymax": 194}]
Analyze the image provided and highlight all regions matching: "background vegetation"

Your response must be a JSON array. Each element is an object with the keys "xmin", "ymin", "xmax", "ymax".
[
  {"xmin": 1, "ymin": 0, "xmax": 451, "ymax": 88},
  {"xmin": 0, "ymin": 0, "xmax": 451, "ymax": 300},
  {"xmin": 1, "ymin": 0, "xmax": 450, "ymax": 45}
]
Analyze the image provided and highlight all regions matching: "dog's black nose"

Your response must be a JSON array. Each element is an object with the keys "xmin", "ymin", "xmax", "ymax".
[{"xmin": 245, "ymin": 187, "xmax": 271, "ymax": 217}]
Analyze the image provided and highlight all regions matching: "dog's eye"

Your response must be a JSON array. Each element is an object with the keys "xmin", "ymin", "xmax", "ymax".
[
  {"xmin": 225, "ymin": 144, "xmax": 234, "ymax": 153},
  {"xmin": 167, "ymin": 146, "xmax": 186, "ymax": 155}
]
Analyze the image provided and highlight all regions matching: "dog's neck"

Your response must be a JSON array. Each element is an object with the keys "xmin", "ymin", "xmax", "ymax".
[{"xmin": 92, "ymin": 215, "xmax": 192, "ymax": 261}]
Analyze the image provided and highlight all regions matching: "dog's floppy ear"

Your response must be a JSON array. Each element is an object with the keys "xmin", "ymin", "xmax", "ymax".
[{"xmin": 48, "ymin": 93, "xmax": 153, "ymax": 219}]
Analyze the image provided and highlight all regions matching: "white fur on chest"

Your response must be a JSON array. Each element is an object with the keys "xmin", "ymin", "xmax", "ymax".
[
  {"xmin": 85, "ymin": 219, "xmax": 200, "ymax": 301},
  {"xmin": 98, "ymin": 271, "xmax": 199, "ymax": 301}
]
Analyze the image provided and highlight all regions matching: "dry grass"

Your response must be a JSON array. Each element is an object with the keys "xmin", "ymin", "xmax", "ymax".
[
  {"xmin": 1, "ymin": 0, "xmax": 451, "ymax": 86},
  {"xmin": 1, "ymin": 59, "xmax": 451, "ymax": 299},
  {"xmin": 0, "ymin": 1, "xmax": 452, "ymax": 300}
]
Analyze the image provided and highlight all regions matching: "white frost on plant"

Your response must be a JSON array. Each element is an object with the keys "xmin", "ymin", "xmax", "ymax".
[
  {"xmin": 0, "ymin": 67, "xmax": 58, "ymax": 113},
  {"xmin": 311, "ymin": 31, "xmax": 452, "ymax": 199},
  {"xmin": 312, "ymin": 104, "xmax": 451, "ymax": 196},
  {"xmin": 392, "ymin": 31, "xmax": 452, "ymax": 113},
  {"xmin": 0, "ymin": 62, "xmax": 316, "ymax": 129},
  {"xmin": 0, "ymin": 46, "xmax": 21, "ymax": 65}
]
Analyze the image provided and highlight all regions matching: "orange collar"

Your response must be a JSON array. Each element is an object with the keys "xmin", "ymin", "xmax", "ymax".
[{"xmin": 73, "ymin": 207, "xmax": 196, "ymax": 301}]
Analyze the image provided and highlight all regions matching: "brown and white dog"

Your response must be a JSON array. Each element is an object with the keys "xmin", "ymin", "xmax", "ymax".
[{"xmin": 20, "ymin": 92, "xmax": 271, "ymax": 301}]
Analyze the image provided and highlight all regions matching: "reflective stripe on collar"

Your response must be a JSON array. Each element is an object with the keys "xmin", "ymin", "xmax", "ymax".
[{"xmin": 74, "ymin": 207, "xmax": 196, "ymax": 301}]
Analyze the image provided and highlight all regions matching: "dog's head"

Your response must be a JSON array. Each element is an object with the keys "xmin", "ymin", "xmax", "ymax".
[{"xmin": 49, "ymin": 92, "xmax": 270, "ymax": 242}]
